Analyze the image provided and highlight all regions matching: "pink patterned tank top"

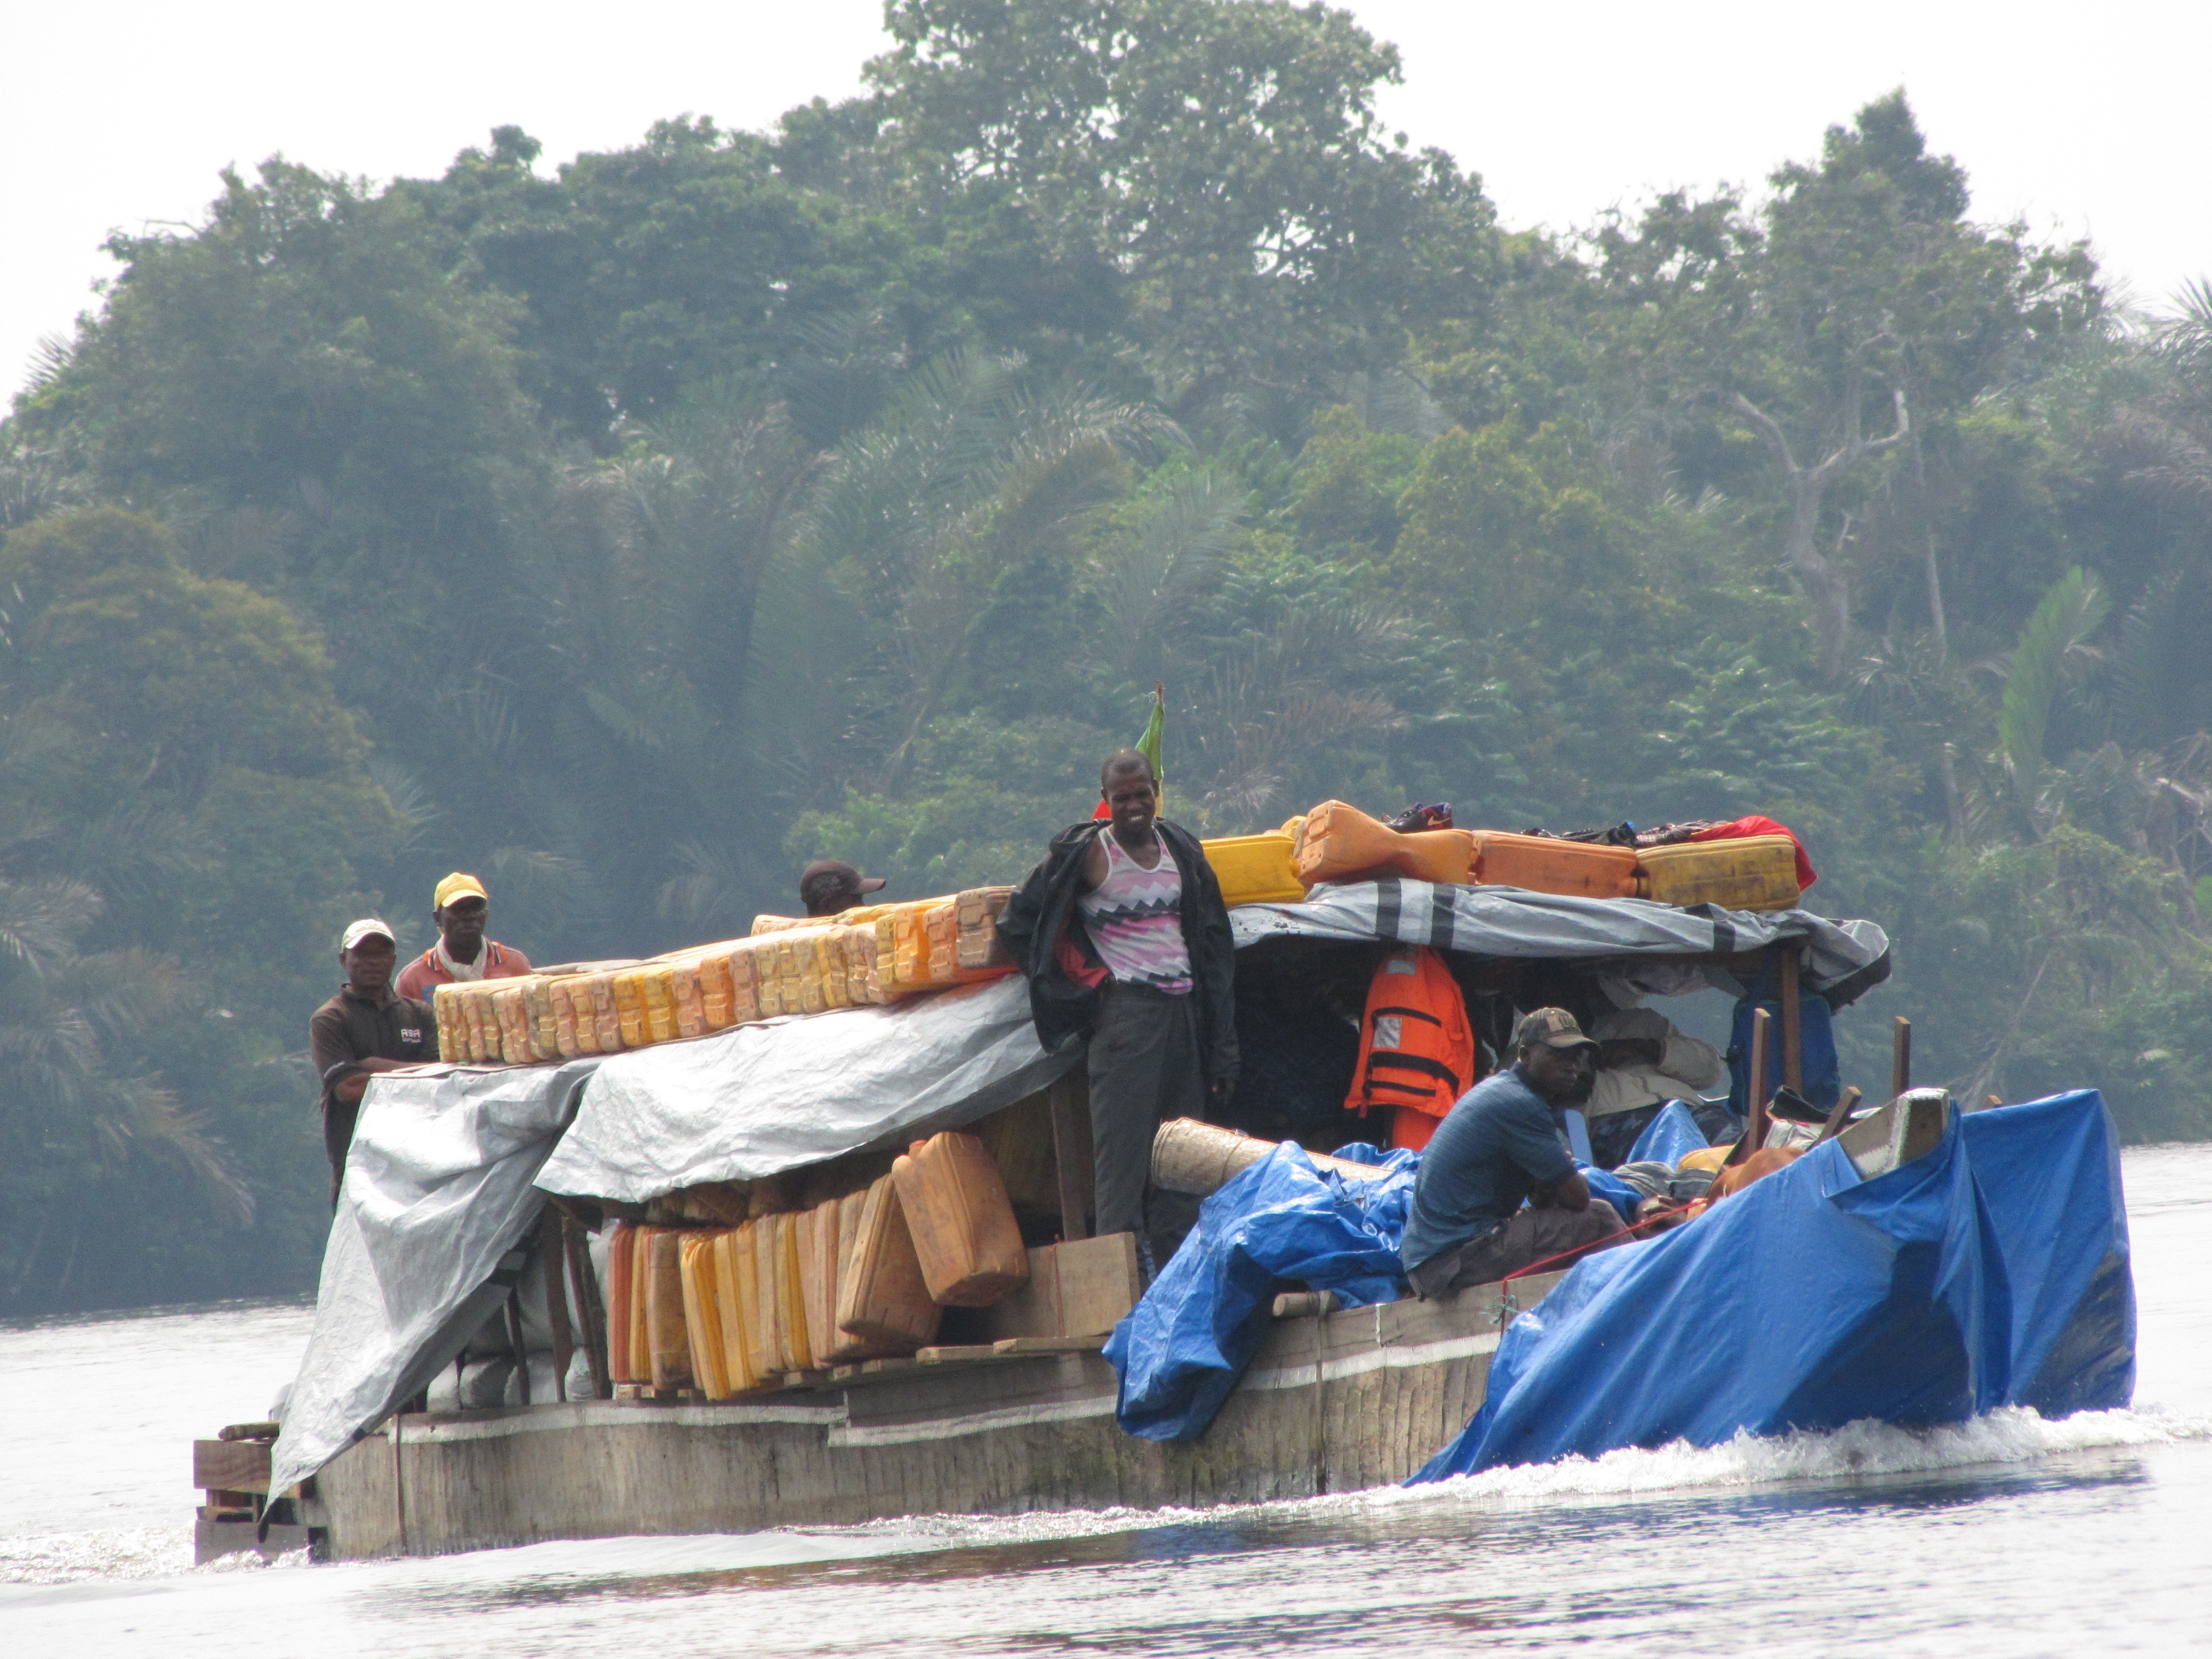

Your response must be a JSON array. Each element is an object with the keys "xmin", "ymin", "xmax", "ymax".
[{"xmin": 1078, "ymin": 832, "xmax": 1193, "ymax": 993}]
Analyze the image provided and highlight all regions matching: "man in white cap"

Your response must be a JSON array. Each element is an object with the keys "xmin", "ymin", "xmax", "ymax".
[
  {"xmin": 310, "ymin": 918, "xmax": 439, "ymax": 1205},
  {"xmin": 394, "ymin": 872, "xmax": 533, "ymax": 1002}
]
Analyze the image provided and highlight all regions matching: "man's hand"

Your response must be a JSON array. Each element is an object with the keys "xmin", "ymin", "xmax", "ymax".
[
  {"xmin": 1532, "ymin": 1169, "xmax": 1591, "ymax": 1212},
  {"xmin": 333, "ymin": 1056, "xmax": 411, "ymax": 1107},
  {"xmin": 1209, "ymin": 1077, "xmax": 1235, "ymax": 1106}
]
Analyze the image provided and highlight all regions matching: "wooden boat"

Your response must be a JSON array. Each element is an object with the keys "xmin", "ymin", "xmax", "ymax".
[
  {"xmin": 196, "ymin": 1086, "xmax": 1953, "ymax": 1563},
  {"xmin": 211, "ymin": 873, "xmax": 2122, "ymax": 1563}
]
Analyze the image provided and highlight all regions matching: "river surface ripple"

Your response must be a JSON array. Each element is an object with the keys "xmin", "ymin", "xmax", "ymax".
[{"xmin": 3, "ymin": 1142, "xmax": 2209, "ymax": 1656}]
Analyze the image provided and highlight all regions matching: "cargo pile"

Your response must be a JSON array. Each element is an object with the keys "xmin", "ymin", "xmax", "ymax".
[
  {"xmin": 602, "ymin": 1126, "xmax": 1140, "ymax": 1400},
  {"xmin": 1281, "ymin": 801, "xmax": 1809, "ymax": 912},
  {"xmin": 431, "ymin": 887, "xmax": 1017, "ymax": 1068},
  {"xmin": 434, "ymin": 811, "xmax": 1807, "ymax": 1070}
]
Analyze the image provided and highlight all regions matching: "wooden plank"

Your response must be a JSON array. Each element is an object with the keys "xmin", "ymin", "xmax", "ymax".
[
  {"xmin": 1047, "ymin": 1072, "xmax": 1091, "ymax": 1241},
  {"xmin": 1056, "ymin": 1232, "xmax": 1140, "ymax": 1337},
  {"xmin": 978, "ymin": 1245, "xmax": 1062, "ymax": 1341},
  {"xmin": 992, "ymin": 1334, "xmax": 1107, "ymax": 1356},
  {"xmin": 194, "ymin": 1439, "xmax": 272, "ymax": 1493},
  {"xmin": 916, "ymin": 1344, "xmax": 1002, "ymax": 1364}
]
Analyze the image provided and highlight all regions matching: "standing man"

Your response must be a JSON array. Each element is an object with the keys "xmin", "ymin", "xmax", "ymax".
[
  {"xmin": 799, "ymin": 859, "xmax": 888, "ymax": 918},
  {"xmin": 998, "ymin": 749, "xmax": 1238, "ymax": 1270},
  {"xmin": 310, "ymin": 919, "xmax": 439, "ymax": 1205},
  {"xmin": 1399, "ymin": 1009, "xmax": 1626, "ymax": 1297},
  {"xmin": 394, "ymin": 872, "xmax": 533, "ymax": 1003}
]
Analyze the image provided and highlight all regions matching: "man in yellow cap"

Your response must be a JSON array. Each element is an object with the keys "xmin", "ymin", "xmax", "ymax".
[{"xmin": 394, "ymin": 872, "xmax": 534, "ymax": 1003}]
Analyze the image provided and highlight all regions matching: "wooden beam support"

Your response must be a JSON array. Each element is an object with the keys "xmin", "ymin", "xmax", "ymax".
[
  {"xmin": 1892, "ymin": 1016, "xmax": 1912, "ymax": 1102},
  {"xmin": 539, "ymin": 1209, "xmax": 573, "ymax": 1404},
  {"xmin": 1778, "ymin": 945, "xmax": 1804, "ymax": 1093},
  {"xmin": 1047, "ymin": 1071, "xmax": 1091, "ymax": 1243},
  {"xmin": 560, "ymin": 1209, "xmax": 612, "ymax": 1400},
  {"xmin": 1728, "ymin": 1005, "xmax": 1773, "ymax": 1167}
]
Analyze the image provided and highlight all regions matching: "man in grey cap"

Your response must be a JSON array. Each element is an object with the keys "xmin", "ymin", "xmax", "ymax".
[
  {"xmin": 309, "ymin": 918, "xmax": 439, "ymax": 1206},
  {"xmin": 1400, "ymin": 1007, "xmax": 1626, "ymax": 1296},
  {"xmin": 800, "ymin": 859, "xmax": 888, "ymax": 918}
]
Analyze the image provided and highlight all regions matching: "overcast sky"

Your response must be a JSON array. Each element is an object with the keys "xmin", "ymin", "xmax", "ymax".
[{"xmin": 4, "ymin": 1, "xmax": 2203, "ymax": 403}]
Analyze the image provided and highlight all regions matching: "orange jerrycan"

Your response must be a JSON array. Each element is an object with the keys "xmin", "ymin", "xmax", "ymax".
[
  {"xmin": 836, "ymin": 1173, "xmax": 943, "ymax": 1352},
  {"xmin": 891, "ymin": 1132, "xmax": 1030, "ymax": 1307},
  {"xmin": 796, "ymin": 1198, "xmax": 843, "ymax": 1368},
  {"xmin": 604, "ymin": 1222, "xmax": 637, "ymax": 1385},
  {"xmin": 709, "ymin": 1228, "xmax": 758, "ymax": 1392},
  {"xmin": 1293, "ymin": 801, "xmax": 1476, "ymax": 888},
  {"xmin": 644, "ymin": 1229, "xmax": 693, "ymax": 1390},
  {"xmin": 679, "ymin": 1231, "xmax": 734, "ymax": 1399},
  {"xmin": 1468, "ymin": 831, "xmax": 1639, "ymax": 900}
]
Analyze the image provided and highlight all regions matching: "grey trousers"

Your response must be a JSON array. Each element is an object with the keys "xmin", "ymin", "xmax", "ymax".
[
  {"xmin": 1087, "ymin": 980, "xmax": 1205, "ymax": 1240},
  {"xmin": 1406, "ymin": 1203, "xmax": 1625, "ymax": 1298}
]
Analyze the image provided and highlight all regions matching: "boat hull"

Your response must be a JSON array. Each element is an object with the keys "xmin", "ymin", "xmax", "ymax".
[{"xmin": 310, "ymin": 1271, "xmax": 1566, "ymax": 1560}]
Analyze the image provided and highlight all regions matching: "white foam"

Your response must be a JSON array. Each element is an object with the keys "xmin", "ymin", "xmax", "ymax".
[
  {"xmin": 0, "ymin": 1525, "xmax": 192, "ymax": 1587},
  {"xmin": 1381, "ymin": 1405, "xmax": 2212, "ymax": 1506}
]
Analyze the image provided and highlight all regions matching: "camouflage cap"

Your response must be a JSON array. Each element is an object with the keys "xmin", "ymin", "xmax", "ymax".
[{"xmin": 1513, "ymin": 1006, "xmax": 1599, "ymax": 1052}]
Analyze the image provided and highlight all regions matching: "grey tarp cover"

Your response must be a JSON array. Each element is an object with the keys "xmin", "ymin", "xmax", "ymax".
[
  {"xmin": 268, "ymin": 880, "xmax": 1889, "ymax": 1495},
  {"xmin": 1232, "ymin": 877, "xmax": 1890, "ymax": 1001},
  {"xmin": 268, "ymin": 977, "xmax": 1065, "ymax": 1495},
  {"xmin": 266, "ymin": 1057, "xmax": 601, "ymax": 1501},
  {"xmin": 536, "ymin": 975, "xmax": 1071, "ymax": 1201}
]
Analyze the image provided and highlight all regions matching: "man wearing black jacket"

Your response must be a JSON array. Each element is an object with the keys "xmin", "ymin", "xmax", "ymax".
[{"xmin": 998, "ymin": 750, "xmax": 1238, "ymax": 1265}]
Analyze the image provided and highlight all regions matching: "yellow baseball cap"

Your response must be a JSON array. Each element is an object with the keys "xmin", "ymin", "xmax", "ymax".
[{"xmin": 434, "ymin": 872, "xmax": 489, "ymax": 910}]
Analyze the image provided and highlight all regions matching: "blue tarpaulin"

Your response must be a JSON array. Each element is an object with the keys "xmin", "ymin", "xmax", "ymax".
[
  {"xmin": 1103, "ymin": 1141, "xmax": 1416, "ymax": 1441},
  {"xmin": 1627, "ymin": 1099, "xmax": 1710, "ymax": 1167},
  {"xmin": 1410, "ymin": 1089, "xmax": 2134, "ymax": 1480}
]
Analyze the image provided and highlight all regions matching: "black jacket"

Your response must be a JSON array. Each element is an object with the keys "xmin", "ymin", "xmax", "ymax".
[{"xmin": 997, "ymin": 817, "xmax": 1239, "ymax": 1085}]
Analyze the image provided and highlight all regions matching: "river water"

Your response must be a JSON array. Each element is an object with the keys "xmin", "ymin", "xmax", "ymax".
[{"xmin": 5, "ymin": 1143, "xmax": 2209, "ymax": 1656}]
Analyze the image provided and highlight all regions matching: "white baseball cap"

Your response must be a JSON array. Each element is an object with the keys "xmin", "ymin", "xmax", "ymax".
[{"xmin": 340, "ymin": 917, "xmax": 397, "ymax": 951}]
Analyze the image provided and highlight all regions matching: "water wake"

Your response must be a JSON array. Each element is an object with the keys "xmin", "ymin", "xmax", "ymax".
[{"xmin": 1388, "ymin": 1404, "xmax": 2212, "ymax": 1505}]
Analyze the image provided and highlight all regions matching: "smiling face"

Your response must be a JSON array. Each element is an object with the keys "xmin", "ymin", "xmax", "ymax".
[
  {"xmin": 342, "ymin": 935, "xmax": 398, "ymax": 997},
  {"xmin": 1102, "ymin": 765, "xmax": 1158, "ymax": 841}
]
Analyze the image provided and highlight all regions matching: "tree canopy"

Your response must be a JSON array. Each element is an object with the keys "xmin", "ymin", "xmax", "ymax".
[{"xmin": 7, "ymin": 9, "xmax": 2210, "ymax": 1312}]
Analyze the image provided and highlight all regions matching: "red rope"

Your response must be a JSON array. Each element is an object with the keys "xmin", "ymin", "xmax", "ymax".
[{"xmin": 1498, "ymin": 1200, "xmax": 1695, "ymax": 1287}]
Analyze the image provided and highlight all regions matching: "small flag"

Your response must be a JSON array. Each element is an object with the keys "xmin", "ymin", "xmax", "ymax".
[{"xmin": 1094, "ymin": 685, "xmax": 1166, "ymax": 819}]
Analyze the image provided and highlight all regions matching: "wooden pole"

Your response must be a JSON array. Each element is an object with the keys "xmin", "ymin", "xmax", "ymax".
[
  {"xmin": 1778, "ymin": 946, "xmax": 1804, "ymax": 1093},
  {"xmin": 504, "ymin": 1288, "xmax": 532, "ymax": 1406},
  {"xmin": 539, "ymin": 1209, "xmax": 574, "ymax": 1404},
  {"xmin": 562, "ymin": 1214, "xmax": 613, "ymax": 1400},
  {"xmin": 1892, "ymin": 1016, "xmax": 1912, "ymax": 1102},
  {"xmin": 1736, "ymin": 1006, "xmax": 1773, "ymax": 1166},
  {"xmin": 1813, "ymin": 1086, "xmax": 1863, "ymax": 1146},
  {"xmin": 1048, "ymin": 1072, "xmax": 1091, "ymax": 1242}
]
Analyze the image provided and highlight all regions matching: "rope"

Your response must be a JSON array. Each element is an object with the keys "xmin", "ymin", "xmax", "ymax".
[{"xmin": 1498, "ymin": 1199, "xmax": 1696, "ymax": 1288}]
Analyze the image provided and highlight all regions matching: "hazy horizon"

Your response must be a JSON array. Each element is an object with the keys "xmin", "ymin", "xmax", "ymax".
[{"xmin": 4, "ymin": 0, "xmax": 2204, "ymax": 399}]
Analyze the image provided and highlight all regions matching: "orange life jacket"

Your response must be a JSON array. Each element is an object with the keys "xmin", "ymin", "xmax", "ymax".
[{"xmin": 1344, "ymin": 947, "xmax": 1478, "ymax": 1151}]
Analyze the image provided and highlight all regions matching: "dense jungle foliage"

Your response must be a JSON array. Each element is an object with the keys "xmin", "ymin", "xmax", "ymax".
[{"xmin": 6, "ymin": 0, "xmax": 2211, "ymax": 1312}]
